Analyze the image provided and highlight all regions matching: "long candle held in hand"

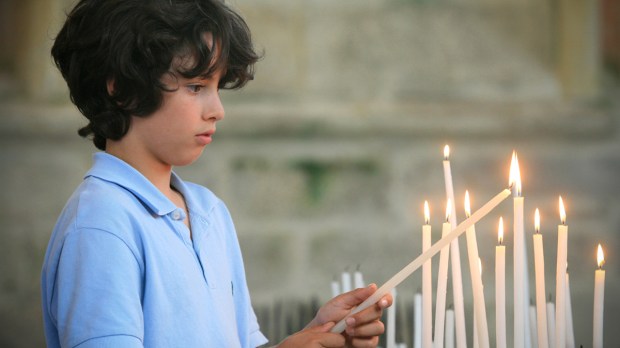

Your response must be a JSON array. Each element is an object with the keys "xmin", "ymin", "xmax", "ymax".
[
  {"xmin": 422, "ymin": 201, "xmax": 433, "ymax": 348},
  {"xmin": 331, "ymin": 188, "xmax": 512, "ymax": 333},
  {"xmin": 510, "ymin": 152, "xmax": 526, "ymax": 348},
  {"xmin": 434, "ymin": 200, "xmax": 452, "ymax": 348},
  {"xmin": 593, "ymin": 244, "xmax": 605, "ymax": 348},
  {"xmin": 532, "ymin": 208, "xmax": 549, "ymax": 348},
  {"xmin": 555, "ymin": 196, "xmax": 568, "ymax": 348},
  {"xmin": 495, "ymin": 217, "xmax": 507, "ymax": 348},
  {"xmin": 465, "ymin": 191, "xmax": 489, "ymax": 348},
  {"xmin": 442, "ymin": 145, "xmax": 467, "ymax": 348}
]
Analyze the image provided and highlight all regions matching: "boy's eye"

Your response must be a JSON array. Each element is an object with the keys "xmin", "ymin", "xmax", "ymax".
[{"xmin": 187, "ymin": 85, "xmax": 203, "ymax": 93}]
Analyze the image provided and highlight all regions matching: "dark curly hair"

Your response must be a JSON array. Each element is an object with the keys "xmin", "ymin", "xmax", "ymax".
[{"xmin": 52, "ymin": 0, "xmax": 260, "ymax": 150}]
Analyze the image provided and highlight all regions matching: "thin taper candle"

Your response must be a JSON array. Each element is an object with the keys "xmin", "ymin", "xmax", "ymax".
[
  {"xmin": 532, "ymin": 208, "xmax": 549, "ymax": 348},
  {"xmin": 442, "ymin": 145, "xmax": 467, "ymax": 348},
  {"xmin": 510, "ymin": 152, "xmax": 526, "ymax": 348},
  {"xmin": 414, "ymin": 292, "xmax": 422, "ymax": 348},
  {"xmin": 593, "ymin": 244, "xmax": 605, "ymax": 348},
  {"xmin": 546, "ymin": 295, "xmax": 556, "ymax": 348},
  {"xmin": 464, "ymin": 191, "xmax": 489, "ymax": 348},
  {"xmin": 495, "ymin": 217, "xmax": 506, "ymax": 348},
  {"xmin": 422, "ymin": 201, "xmax": 433, "ymax": 348},
  {"xmin": 555, "ymin": 196, "xmax": 567, "ymax": 348},
  {"xmin": 434, "ymin": 201, "xmax": 452, "ymax": 348}
]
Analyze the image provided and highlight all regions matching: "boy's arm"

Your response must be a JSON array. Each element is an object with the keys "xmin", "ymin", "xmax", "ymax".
[{"xmin": 51, "ymin": 228, "xmax": 144, "ymax": 348}]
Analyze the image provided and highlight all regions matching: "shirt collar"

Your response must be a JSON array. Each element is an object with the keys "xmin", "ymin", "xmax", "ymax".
[{"xmin": 85, "ymin": 152, "xmax": 178, "ymax": 216}]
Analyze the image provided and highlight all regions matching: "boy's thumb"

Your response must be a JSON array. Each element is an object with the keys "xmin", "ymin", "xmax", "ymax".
[{"xmin": 309, "ymin": 321, "xmax": 336, "ymax": 333}]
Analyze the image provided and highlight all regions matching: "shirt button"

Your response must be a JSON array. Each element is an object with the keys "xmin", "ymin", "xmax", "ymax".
[{"xmin": 172, "ymin": 210, "xmax": 182, "ymax": 220}]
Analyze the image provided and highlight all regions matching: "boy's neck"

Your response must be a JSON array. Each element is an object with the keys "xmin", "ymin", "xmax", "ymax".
[{"xmin": 105, "ymin": 141, "xmax": 174, "ymax": 196}]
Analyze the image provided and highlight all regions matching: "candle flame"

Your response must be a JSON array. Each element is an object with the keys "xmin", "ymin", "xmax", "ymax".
[
  {"xmin": 424, "ymin": 200, "xmax": 430, "ymax": 225},
  {"xmin": 464, "ymin": 190, "xmax": 471, "ymax": 218},
  {"xmin": 509, "ymin": 151, "xmax": 522, "ymax": 196},
  {"xmin": 559, "ymin": 196, "xmax": 566, "ymax": 224},
  {"xmin": 535, "ymin": 208, "xmax": 540, "ymax": 234},
  {"xmin": 444, "ymin": 145, "xmax": 450, "ymax": 160},
  {"xmin": 498, "ymin": 217, "xmax": 504, "ymax": 245},
  {"xmin": 445, "ymin": 199, "xmax": 451, "ymax": 222},
  {"xmin": 597, "ymin": 244, "xmax": 605, "ymax": 268}
]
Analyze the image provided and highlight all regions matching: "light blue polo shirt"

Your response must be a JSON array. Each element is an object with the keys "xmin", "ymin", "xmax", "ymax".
[{"xmin": 41, "ymin": 152, "xmax": 268, "ymax": 348}]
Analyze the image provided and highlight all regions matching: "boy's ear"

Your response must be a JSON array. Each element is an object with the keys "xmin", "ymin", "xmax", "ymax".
[{"xmin": 106, "ymin": 79, "xmax": 115, "ymax": 96}]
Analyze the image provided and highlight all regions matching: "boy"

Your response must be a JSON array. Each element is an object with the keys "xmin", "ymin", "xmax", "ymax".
[{"xmin": 41, "ymin": 0, "xmax": 392, "ymax": 347}]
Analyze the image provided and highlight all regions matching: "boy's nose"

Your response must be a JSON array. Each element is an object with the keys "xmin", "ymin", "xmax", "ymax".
[{"xmin": 203, "ymin": 93, "xmax": 225, "ymax": 121}]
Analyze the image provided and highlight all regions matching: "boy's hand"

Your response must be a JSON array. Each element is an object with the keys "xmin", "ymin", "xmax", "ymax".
[
  {"xmin": 308, "ymin": 284, "xmax": 393, "ymax": 348},
  {"xmin": 276, "ymin": 322, "xmax": 345, "ymax": 348}
]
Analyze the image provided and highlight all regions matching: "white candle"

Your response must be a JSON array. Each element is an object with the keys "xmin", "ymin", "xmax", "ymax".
[
  {"xmin": 387, "ymin": 288, "xmax": 397, "ymax": 348},
  {"xmin": 593, "ymin": 244, "xmax": 605, "ymax": 348},
  {"xmin": 331, "ymin": 189, "xmax": 512, "ymax": 333},
  {"xmin": 473, "ymin": 258, "xmax": 483, "ymax": 348},
  {"xmin": 565, "ymin": 271, "xmax": 575, "ymax": 348},
  {"xmin": 495, "ymin": 217, "xmax": 507, "ymax": 348},
  {"xmin": 446, "ymin": 306, "xmax": 455, "ymax": 348},
  {"xmin": 546, "ymin": 296, "xmax": 556, "ymax": 348},
  {"xmin": 434, "ymin": 201, "xmax": 452, "ymax": 348},
  {"xmin": 354, "ymin": 266, "xmax": 365, "ymax": 289},
  {"xmin": 529, "ymin": 303, "xmax": 538, "ymax": 348},
  {"xmin": 464, "ymin": 191, "xmax": 489, "ymax": 348},
  {"xmin": 341, "ymin": 269, "xmax": 352, "ymax": 293},
  {"xmin": 555, "ymin": 196, "xmax": 567, "ymax": 348},
  {"xmin": 422, "ymin": 201, "xmax": 433, "ymax": 348},
  {"xmin": 331, "ymin": 277, "xmax": 341, "ymax": 298},
  {"xmin": 532, "ymin": 208, "xmax": 549, "ymax": 348},
  {"xmin": 510, "ymin": 152, "xmax": 526, "ymax": 348},
  {"xmin": 414, "ymin": 292, "xmax": 422, "ymax": 348},
  {"xmin": 442, "ymin": 145, "xmax": 467, "ymax": 348}
]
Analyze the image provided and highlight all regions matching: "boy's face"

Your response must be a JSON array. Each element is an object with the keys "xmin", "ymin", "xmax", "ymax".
[{"xmin": 126, "ymin": 33, "xmax": 224, "ymax": 168}]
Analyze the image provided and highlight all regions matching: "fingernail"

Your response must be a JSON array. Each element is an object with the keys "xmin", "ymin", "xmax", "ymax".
[
  {"xmin": 380, "ymin": 299, "xmax": 389, "ymax": 307},
  {"xmin": 346, "ymin": 317, "xmax": 356, "ymax": 326}
]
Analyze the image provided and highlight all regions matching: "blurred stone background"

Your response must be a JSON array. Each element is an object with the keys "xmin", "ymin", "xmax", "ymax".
[{"xmin": 1, "ymin": 0, "xmax": 619, "ymax": 347}]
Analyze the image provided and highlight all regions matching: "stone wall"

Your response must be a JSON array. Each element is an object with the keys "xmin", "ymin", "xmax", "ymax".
[{"xmin": 1, "ymin": 0, "xmax": 618, "ymax": 347}]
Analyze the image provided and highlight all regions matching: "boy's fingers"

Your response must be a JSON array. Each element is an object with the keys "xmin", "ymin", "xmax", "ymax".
[{"xmin": 333, "ymin": 283, "xmax": 378, "ymax": 308}]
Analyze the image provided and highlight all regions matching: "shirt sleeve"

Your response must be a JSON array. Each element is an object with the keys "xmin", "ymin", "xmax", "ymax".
[{"xmin": 52, "ymin": 228, "xmax": 144, "ymax": 348}]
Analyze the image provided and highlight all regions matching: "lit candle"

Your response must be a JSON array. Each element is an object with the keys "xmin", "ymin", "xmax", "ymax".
[
  {"xmin": 532, "ymin": 208, "xmax": 549, "ymax": 348},
  {"xmin": 593, "ymin": 244, "xmax": 605, "ymax": 348},
  {"xmin": 565, "ymin": 270, "xmax": 575, "ymax": 348},
  {"xmin": 446, "ymin": 305, "xmax": 455, "ymax": 348},
  {"xmin": 434, "ymin": 200, "xmax": 452, "ymax": 348},
  {"xmin": 495, "ymin": 217, "xmax": 507, "ymax": 348},
  {"xmin": 422, "ymin": 201, "xmax": 433, "ymax": 348},
  {"xmin": 414, "ymin": 291, "xmax": 422, "ymax": 348},
  {"xmin": 331, "ymin": 189, "xmax": 512, "ymax": 333},
  {"xmin": 546, "ymin": 295, "xmax": 556, "ymax": 348},
  {"xmin": 510, "ymin": 152, "xmax": 526, "ymax": 348},
  {"xmin": 354, "ymin": 265, "xmax": 365, "ymax": 289},
  {"xmin": 341, "ymin": 268, "xmax": 352, "ymax": 293},
  {"xmin": 464, "ymin": 191, "xmax": 489, "ymax": 348},
  {"xmin": 555, "ymin": 196, "xmax": 568, "ymax": 348},
  {"xmin": 442, "ymin": 145, "xmax": 467, "ymax": 348}
]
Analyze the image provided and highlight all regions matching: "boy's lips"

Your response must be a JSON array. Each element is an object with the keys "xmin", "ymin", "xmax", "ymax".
[{"xmin": 195, "ymin": 130, "xmax": 215, "ymax": 145}]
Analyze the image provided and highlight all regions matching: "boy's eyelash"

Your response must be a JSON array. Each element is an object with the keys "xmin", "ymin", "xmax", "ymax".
[{"xmin": 187, "ymin": 85, "xmax": 204, "ymax": 92}]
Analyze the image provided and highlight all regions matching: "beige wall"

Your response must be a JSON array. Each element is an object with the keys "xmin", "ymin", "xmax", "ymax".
[{"xmin": 0, "ymin": 0, "xmax": 618, "ymax": 346}]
